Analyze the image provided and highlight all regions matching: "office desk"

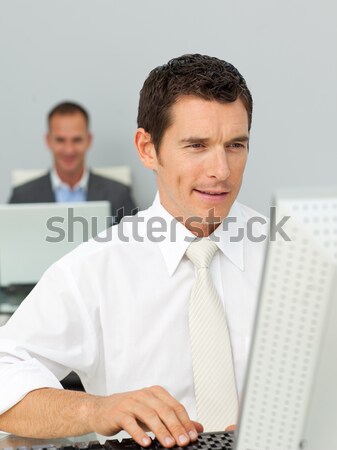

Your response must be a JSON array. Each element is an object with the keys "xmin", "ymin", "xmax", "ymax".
[
  {"xmin": 0, "ymin": 285, "xmax": 34, "ymax": 325},
  {"xmin": 0, "ymin": 285, "xmax": 34, "ymax": 313}
]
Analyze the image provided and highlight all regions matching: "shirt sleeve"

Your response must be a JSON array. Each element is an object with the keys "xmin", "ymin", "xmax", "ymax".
[{"xmin": 0, "ymin": 261, "xmax": 99, "ymax": 414}]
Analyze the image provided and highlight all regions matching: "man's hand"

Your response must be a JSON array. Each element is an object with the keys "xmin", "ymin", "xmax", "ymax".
[
  {"xmin": 88, "ymin": 386, "xmax": 203, "ymax": 447},
  {"xmin": 0, "ymin": 386, "xmax": 202, "ymax": 446}
]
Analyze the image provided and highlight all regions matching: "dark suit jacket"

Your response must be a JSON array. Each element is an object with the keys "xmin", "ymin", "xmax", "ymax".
[{"xmin": 9, "ymin": 172, "xmax": 137, "ymax": 222}]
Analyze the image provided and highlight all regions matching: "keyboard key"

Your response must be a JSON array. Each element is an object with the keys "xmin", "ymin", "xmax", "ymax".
[
  {"xmin": 32, "ymin": 445, "xmax": 58, "ymax": 450},
  {"xmin": 104, "ymin": 440, "xmax": 140, "ymax": 450},
  {"xmin": 88, "ymin": 442, "xmax": 104, "ymax": 450}
]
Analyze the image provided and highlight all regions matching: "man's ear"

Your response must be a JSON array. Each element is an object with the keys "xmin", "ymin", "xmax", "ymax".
[
  {"xmin": 134, "ymin": 128, "xmax": 158, "ymax": 170},
  {"xmin": 86, "ymin": 132, "xmax": 93, "ymax": 151},
  {"xmin": 45, "ymin": 132, "xmax": 52, "ymax": 150}
]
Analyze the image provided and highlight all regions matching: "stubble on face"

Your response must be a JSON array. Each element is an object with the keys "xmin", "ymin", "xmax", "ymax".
[{"xmin": 152, "ymin": 96, "xmax": 249, "ymax": 236}]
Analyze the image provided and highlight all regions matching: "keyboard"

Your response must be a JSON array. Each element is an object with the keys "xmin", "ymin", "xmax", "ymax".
[{"xmin": 1, "ymin": 432, "xmax": 234, "ymax": 450}]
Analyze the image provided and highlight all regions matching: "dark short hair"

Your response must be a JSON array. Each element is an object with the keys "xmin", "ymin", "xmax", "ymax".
[
  {"xmin": 48, "ymin": 101, "xmax": 90, "ymax": 129},
  {"xmin": 137, "ymin": 54, "xmax": 253, "ymax": 151}
]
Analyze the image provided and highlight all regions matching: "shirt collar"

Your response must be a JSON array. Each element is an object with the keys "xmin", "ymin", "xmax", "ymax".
[
  {"xmin": 150, "ymin": 193, "xmax": 195, "ymax": 277},
  {"xmin": 145, "ymin": 193, "xmax": 244, "ymax": 277},
  {"xmin": 50, "ymin": 168, "xmax": 89, "ymax": 191},
  {"xmin": 212, "ymin": 200, "xmax": 244, "ymax": 271}
]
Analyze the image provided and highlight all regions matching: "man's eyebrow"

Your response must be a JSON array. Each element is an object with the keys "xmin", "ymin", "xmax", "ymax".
[
  {"xmin": 179, "ymin": 137, "xmax": 210, "ymax": 144},
  {"xmin": 225, "ymin": 135, "xmax": 250, "ymax": 144},
  {"xmin": 179, "ymin": 135, "xmax": 250, "ymax": 145}
]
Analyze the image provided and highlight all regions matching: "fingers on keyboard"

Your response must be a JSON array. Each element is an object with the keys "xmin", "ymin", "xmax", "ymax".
[{"xmin": 140, "ymin": 386, "xmax": 198, "ymax": 446}]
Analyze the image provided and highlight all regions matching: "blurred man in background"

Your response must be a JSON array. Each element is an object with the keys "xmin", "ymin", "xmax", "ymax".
[{"xmin": 9, "ymin": 101, "xmax": 136, "ymax": 222}]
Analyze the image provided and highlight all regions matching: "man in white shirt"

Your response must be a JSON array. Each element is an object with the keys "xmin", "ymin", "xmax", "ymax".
[
  {"xmin": 0, "ymin": 54, "xmax": 267, "ymax": 446},
  {"xmin": 8, "ymin": 101, "xmax": 136, "ymax": 221}
]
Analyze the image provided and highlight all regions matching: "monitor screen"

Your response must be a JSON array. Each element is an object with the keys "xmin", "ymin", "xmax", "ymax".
[
  {"xmin": 0, "ymin": 201, "xmax": 111, "ymax": 286},
  {"xmin": 236, "ymin": 187, "xmax": 337, "ymax": 450}
]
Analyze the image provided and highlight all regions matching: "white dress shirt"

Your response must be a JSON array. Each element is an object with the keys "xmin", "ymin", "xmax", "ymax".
[{"xmin": 0, "ymin": 194, "xmax": 267, "ymax": 421}]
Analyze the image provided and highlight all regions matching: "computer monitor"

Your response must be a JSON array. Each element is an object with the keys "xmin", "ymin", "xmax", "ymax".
[
  {"xmin": 235, "ymin": 187, "xmax": 337, "ymax": 450},
  {"xmin": 0, "ymin": 202, "xmax": 111, "ymax": 286}
]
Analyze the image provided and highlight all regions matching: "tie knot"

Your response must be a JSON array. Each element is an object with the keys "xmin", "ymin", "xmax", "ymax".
[{"xmin": 186, "ymin": 238, "xmax": 219, "ymax": 269}]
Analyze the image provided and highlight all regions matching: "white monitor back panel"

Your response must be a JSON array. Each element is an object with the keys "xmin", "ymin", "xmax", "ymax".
[{"xmin": 236, "ymin": 188, "xmax": 337, "ymax": 450}]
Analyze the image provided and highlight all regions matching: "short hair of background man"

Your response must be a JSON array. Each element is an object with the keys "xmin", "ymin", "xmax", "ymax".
[
  {"xmin": 137, "ymin": 54, "xmax": 253, "ymax": 153},
  {"xmin": 47, "ymin": 101, "xmax": 90, "ymax": 129}
]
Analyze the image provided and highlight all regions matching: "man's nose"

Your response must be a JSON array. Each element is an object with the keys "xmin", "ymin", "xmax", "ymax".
[
  {"xmin": 63, "ymin": 142, "xmax": 76, "ymax": 154},
  {"xmin": 206, "ymin": 148, "xmax": 230, "ymax": 180}
]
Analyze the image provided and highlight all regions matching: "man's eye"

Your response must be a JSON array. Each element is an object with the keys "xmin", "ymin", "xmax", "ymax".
[
  {"xmin": 229, "ymin": 143, "xmax": 245, "ymax": 149},
  {"xmin": 189, "ymin": 143, "xmax": 204, "ymax": 149}
]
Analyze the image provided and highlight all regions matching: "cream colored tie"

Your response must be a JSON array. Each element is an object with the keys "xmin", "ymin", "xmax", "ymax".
[{"xmin": 186, "ymin": 238, "xmax": 238, "ymax": 431}]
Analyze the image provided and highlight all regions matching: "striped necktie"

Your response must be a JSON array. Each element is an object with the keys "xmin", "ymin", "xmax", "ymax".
[{"xmin": 186, "ymin": 238, "xmax": 239, "ymax": 431}]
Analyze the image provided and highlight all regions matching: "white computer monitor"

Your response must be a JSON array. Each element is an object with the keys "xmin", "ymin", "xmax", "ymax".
[
  {"xmin": 0, "ymin": 202, "xmax": 111, "ymax": 286},
  {"xmin": 235, "ymin": 187, "xmax": 337, "ymax": 450}
]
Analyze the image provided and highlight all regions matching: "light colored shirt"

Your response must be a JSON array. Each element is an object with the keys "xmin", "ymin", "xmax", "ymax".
[
  {"xmin": 0, "ymin": 195, "xmax": 267, "ymax": 421},
  {"xmin": 51, "ymin": 169, "xmax": 89, "ymax": 202}
]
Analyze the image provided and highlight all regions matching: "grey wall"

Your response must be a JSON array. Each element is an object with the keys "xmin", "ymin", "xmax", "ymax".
[{"xmin": 0, "ymin": 0, "xmax": 336, "ymax": 215}]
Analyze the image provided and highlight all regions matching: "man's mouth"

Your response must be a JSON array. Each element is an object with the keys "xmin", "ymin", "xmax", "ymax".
[
  {"xmin": 62, "ymin": 156, "xmax": 77, "ymax": 164},
  {"xmin": 194, "ymin": 189, "xmax": 229, "ymax": 196}
]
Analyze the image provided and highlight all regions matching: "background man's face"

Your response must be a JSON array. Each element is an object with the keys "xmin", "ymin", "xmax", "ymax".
[
  {"xmin": 150, "ymin": 96, "xmax": 249, "ymax": 235},
  {"xmin": 46, "ymin": 112, "xmax": 92, "ymax": 181}
]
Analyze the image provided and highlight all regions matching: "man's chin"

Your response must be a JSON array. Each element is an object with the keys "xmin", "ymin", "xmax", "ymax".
[
  {"xmin": 195, "ymin": 208, "xmax": 230, "ymax": 225},
  {"xmin": 183, "ymin": 208, "xmax": 230, "ymax": 234},
  {"xmin": 58, "ymin": 165, "xmax": 82, "ymax": 177},
  {"xmin": 184, "ymin": 217, "xmax": 223, "ymax": 237}
]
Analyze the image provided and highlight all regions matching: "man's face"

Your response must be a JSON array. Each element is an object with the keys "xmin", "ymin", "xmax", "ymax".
[
  {"xmin": 140, "ymin": 96, "xmax": 249, "ymax": 235},
  {"xmin": 46, "ymin": 113, "xmax": 92, "ymax": 180}
]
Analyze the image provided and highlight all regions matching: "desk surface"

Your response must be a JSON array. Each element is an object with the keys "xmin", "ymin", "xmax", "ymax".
[{"xmin": 0, "ymin": 285, "xmax": 34, "ymax": 315}]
